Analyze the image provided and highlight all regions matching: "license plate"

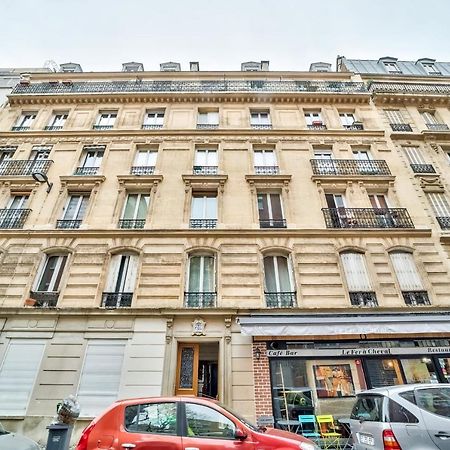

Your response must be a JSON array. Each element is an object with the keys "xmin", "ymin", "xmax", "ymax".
[{"xmin": 358, "ymin": 433, "xmax": 375, "ymax": 445}]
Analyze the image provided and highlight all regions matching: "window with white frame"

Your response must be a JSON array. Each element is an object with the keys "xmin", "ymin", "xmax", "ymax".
[
  {"xmin": 353, "ymin": 149, "xmax": 372, "ymax": 160},
  {"xmin": 34, "ymin": 254, "xmax": 68, "ymax": 293},
  {"xmin": 8, "ymin": 195, "xmax": 28, "ymax": 209},
  {"xmin": 0, "ymin": 146, "xmax": 16, "ymax": 163},
  {"xmin": 76, "ymin": 146, "xmax": 104, "ymax": 175},
  {"xmin": 190, "ymin": 194, "xmax": 217, "ymax": 228},
  {"xmin": 94, "ymin": 111, "xmax": 117, "ymax": 128},
  {"xmin": 250, "ymin": 110, "xmax": 271, "ymax": 127},
  {"xmin": 304, "ymin": 111, "xmax": 324, "ymax": 127},
  {"xmin": 58, "ymin": 195, "xmax": 89, "ymax": 228},
  {"xmin": 193, "ymin": 149, "xmax": 218, "ymax": 174},
  {"xmin": 46, "ymin": 112, "xmax": 68, "ymax": 130},
  {"xmin": 77, "ymin": 340, "xmax": 126, "ymax": 417},
  {"xmin": 402, "ymin": 146, "xmax": 434, "ymax": 173},
  {"xmin": 314, "ymin": 149, "xmax": 333, "ymax": 159},
  {"xmin": 185, "ymin": 254, "xmax": 216, "ymax": 307},
  {"xmin": 257, "ymin": 193, "xmax": 285, "ymax": 228},
  {"xmin": 132, "ymin": 148, "xmax": 157, "ymax": 175},
  {"xmin": 254, "ymin": 149, "xmax": 278, "ymax": 174},
  {"xmin": 421, "ymin": 111, "xmax": 440, "ymax": 125},
  {"xmin": 143, "ymin": 110, "xmax": 164, "ymax": 128},
  {"xmin": 0, "ymin": 340, "xmax": 46, "ymax": 415},
  {"xmin": 197, "ymin": 110, "xmax": 219, "ymax": 127},
  {"xmin": 0, "ymin": 195, "xmax": 29, "ymax": 228},
  {"xmin": 339, "ymin": 112, "xmax": 356, "ymax": 127},
  {"xmin": 385, "ymin": 109, "xmax": 406, "ymax": 124},
  {"xmin": 427, "ymin": 192, "xmax": 450, "ymax": 229},
  {"xmin": 13, "ymin": 112, "xmax": 37, "ymax": 130},
  {"xmin": 30, "ymin": 145, "xmax": 51, "ymax": 161},
  {"xmin": 104, "ymin": 253, "xmax": 139, "ymax": 295},
  {"xmin": 340, "ymin": 252, "xmax": 377, "ymax": 306},
  {"xmin": 120, "ymin": 193, "xmax": 149, "ymax": 228},
  {"xmin": 383, "ymin": 61, "xmax": 401, "ymax": 73},
  {"xmin": 422, "ymin": 62, "xmax": 441, "ymax": 75},
  {"xmin": 263, "ymin": 255, "xmax": 295, "ymax": 307}
]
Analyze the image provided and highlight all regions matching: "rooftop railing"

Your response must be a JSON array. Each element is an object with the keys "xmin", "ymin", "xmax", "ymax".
[
  {"xmin": 369, "ymin": 82, "xmax": 450, "ymax": 95},
  {"xmin": 311, "ymin": 159, "xmax": 391, "ymax": 176},
  {"xmin": 0, "ymin": 159, "xmax": 52, "ymax": 176}
]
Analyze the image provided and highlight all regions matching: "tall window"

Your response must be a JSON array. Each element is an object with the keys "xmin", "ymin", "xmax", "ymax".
[
  {"xmin": 57, "ymin": 195, "xmax": 89, "ymax": 229},
  {"xmin": 46, "ymin": 112, "xmax": 68, "ymax": 130},
  {"xmin": 75, "ymin": 146, "xmax": 104, "ymax": 175},
  {"xmin": 324, "ymin": 193, "xmax": 347, "ymax": 227},
  {"xmin": 197, "ymin": 110, "xmax": 219, "ymax": 128},
  {"xmin": 120, "ymin": 193, "xmax": 149, "ymax": 229},
  {"xmin": 340, "ymin": 252, "xmax": 377, "ymax": 306},
  {"xmin": 12, "ymin": 112, "xmax": 36, "ymax": 130},
  {"xmin": 143, "ymin": 110, "xmax": 164, "ymax": 128},
  {"xmin": 254, "ymin": 149, "xmax": 278, "ymax": 174},
  {"xmin": 250, "ymin": 110, "xmax": 271, "ymax": 128},
  {"xmin": 132, "ymin": 148, "xmax": 157, "ymax": 175},
  {"xmin": 0, "ymin": 195, "xmax": 29, "ymax": 229},
  {"xmin": 421, "ymin": 111, "xmax": 448, "ymax": 130},
  {"xmin": 339, "ymin": 112, "xmax": 358, "ymax": 129},
  {"xmin": 94, "ymin": 111, "xmax": 117, "ymax": 129},
  {"xmin": 385, "ymin": 110, "xmax": 411, "ymax": 132},
  {"xmin": 312, "ymin": 149, "xmax": 335, "ymax": 175},
  {"xmin": 403, "ymin": 146, "xmax": 434, "ymax": 173},
  {"xmin": 263, "ymin": 255, "xmax": 295, "ymax": 307},
  {"xmin": 427, "ymin": 193, "xmax": 450, "ymax": 229},
  {"xmin": 390, "ymin": 252, "xmax": 430, "ymax": 305},
  {"xmin": 103, "ymin": 253, "xmax": 139, "ymax": 308},
  {"xmin": 185, "ymin": 255, "xmax": 216, "ymax": 307},
  {"xmin": 257, "ymin": 193, "xmax": 285, "ymax": 228},
  {"xmin": 194, "ymin": 149, "xmax": 218, "ymax": 175},
  {"xmin": 190, "ymin": 194, "xmax": 217, "ymax": 229}
]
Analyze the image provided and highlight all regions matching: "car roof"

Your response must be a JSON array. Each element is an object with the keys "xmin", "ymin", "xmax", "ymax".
[
  {"xmin": 357, "ymin": 383, "xmax": 450, "ymax": 397},
  {"xmin": 113, "ymin": 396, "xmax": 220, "ymax": 407}
]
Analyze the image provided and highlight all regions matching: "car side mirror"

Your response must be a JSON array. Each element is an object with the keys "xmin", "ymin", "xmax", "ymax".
[{"xmin": 235, "ymin": 429, "xmax": 247, "ymax": 440}]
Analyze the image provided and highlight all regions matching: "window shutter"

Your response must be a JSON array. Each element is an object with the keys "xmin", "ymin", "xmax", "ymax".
[
  {"xmin": 403, "ymin": 146, "xmax": 425, "ymax": 165},
  {"xmin": 341, "ymin": 253, "xmax": 372, "ymax": 291},
  {"xmin": 385, "ymin": 110, "xmax": 404, "ymax": 124},
  {"xmin": 427, "ymin": 193, "xmax": 450, "ymax": 217},
  {"xmin": 390, "ymin": 252, "xmax": 423, "ymax": 291},
  {"xmin": 105, "ymin": 254, "xmax": 122, "ymax": 291},
  {"xmin": 122, "ymin": 254, "xmax": 139, "ymax": 293},
  {"xmin": 77, "ymin": 340, "xmax": 126, "ymax": 417},
  {"xmin": 0, "ymin": 340, "xmax": 45, "ymax": 415}
]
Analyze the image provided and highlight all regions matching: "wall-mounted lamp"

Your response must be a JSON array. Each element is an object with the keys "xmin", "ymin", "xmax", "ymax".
[
  {"xmin": 32, "ymin": 172, "xmax": 53, "ymax": 193},
  {"xmin": 254, "ymin": 347, "xmax": 262, "ymax": 360}
]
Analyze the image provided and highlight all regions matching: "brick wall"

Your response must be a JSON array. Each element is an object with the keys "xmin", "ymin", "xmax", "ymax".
[{"xmin": 252, "ymin": 341, "xmax": 273, "ymax": 421}]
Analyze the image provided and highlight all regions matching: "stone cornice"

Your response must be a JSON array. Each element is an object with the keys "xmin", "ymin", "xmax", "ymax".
[{"xmin": 372, "ymin": 93, "xmax": 450, "ymax": 106}]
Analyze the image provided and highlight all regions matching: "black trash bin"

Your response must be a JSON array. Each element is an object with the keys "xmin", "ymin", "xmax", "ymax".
[{"xmin": 45, "ymin": 424, "xmax": 73, "ymax": 450}]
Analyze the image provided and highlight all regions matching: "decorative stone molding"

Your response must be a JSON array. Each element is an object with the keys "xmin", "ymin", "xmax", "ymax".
[
  {"xmin": 59, "ymin": 175, "xmax": 106, "ymax": 192},
  {"xmin": 165, "ymin": 317, "xmax": 174, "ymax": 343},
  {"xmin": 419, "ymin": 176, "xmax": 444, "ymax": 193},
  {"xmin": 224, "ymin": 317, "xmax": 232, "ymax": 344},
  {"xmin": 182, "ymin": 174, "xmax": 227, "ymax": 193},
  {"xmin": 245, "ymin": 174, "xmax": 291, "ymax": 193},
  {"xmin": 117, "ymin": 174, "xmax": 163, "ymax": 193}
]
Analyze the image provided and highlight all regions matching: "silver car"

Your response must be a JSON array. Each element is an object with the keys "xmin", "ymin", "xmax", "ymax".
[
  {"xmin": 0, "ymin": 423, "xmax": 40, "ymax": 450},
  {"xmin": 349, "ymin": 384, "xmax": 450, "ymax": 450}
]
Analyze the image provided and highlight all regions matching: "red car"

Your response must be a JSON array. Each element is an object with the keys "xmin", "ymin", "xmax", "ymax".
[{"xmin": 76, "ymin": 396, "xmax": 319, "ymax": 450}]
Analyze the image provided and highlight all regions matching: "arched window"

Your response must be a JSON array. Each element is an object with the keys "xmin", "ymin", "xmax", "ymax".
[
  {"xmin": 263, "ymin": 255, "xmax": 296, "ymax": 308},
  {"xmin": 185, "ymin": 254, "xmax": 216, "ymax": 308}
]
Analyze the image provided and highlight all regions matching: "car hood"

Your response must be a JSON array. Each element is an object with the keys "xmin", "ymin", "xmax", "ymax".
[
  {"xmin": 0, "ymin": 432, "xmax": 40, "ymax": 450},
  {"xmin": 264, "ymin": 427, "xmax": 312, "ymax": 443}
]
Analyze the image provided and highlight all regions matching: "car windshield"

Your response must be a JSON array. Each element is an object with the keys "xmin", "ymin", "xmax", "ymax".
[{"xmin": 219, "ymin": 404, "xmax": 259, "ymax": 432}]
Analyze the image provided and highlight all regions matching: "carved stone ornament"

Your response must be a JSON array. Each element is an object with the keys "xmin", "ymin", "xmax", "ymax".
[
  {"xmin": 192, "ymin": 318, "xmax": 206, "ymax": 336},
  {"xmin": 420, "ymin": 176, "xmax": 444, "ymax": 193}
]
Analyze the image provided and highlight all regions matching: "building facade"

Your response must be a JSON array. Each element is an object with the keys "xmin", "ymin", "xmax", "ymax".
[{"xmin": 0, "ymin": 59, "xmax": 449, "ymax": 444}]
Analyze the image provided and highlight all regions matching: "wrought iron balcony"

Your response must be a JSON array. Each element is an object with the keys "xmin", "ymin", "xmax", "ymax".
[
  {"xmin": 12, "ymin": 80, "xmax": 368, "ymax": 96},
  {"xmin": 118, "ymin": 219, "xmax": 145, "ymax": 229},
  {"xmin": 0, "ymin": 159, "xmax": 52, "ymax": 176},
  {"xmin": 102, "ymin": 292, "xmax": 133, "ymax": 308},
  {"xmin": 322, "ymin": 208, "xmax": 414, "ymax": 229},
  {"xmin": 11, "ymin": 126, "xmax": 30, "ymax": 131},
  {"xmin": 307, "ymin": 123, "xmax": 327, "ymax": 130},
  {"xmin": 311, "ymin": 159, "xmax": 391, "ymax": 176},
  {"xmin": 410, "ymin": 164, "xmax": 436, "ymax": 174},
  {"xmin": 403, "ymin": 291, "xmax": 431, "ymax": 306},
  {"xmin": 265, "ymin": 292, "xmax": 297, "ymax": 308},
  {"xmin": 193, "ymin": 166, "xmax": 218, "ymax": 175},
  {"xmin": 190, "ymin": 219, "xmax": 217, "ymax": 229},
  {"xmin": 259, "ymin": 219, "xmax": 287, "ymax": 228},
  {"xmin": 142, "ymin": 124, "xmax": 163, "ymax": 129},
  {"xmin": 390, "ymin": 123, "xmax": 413, "ymax": 132},
  {"xmin": 369, "ymin": 82, "xmax": 450, "ymax": 96},
  {"xmin": 426, "ymin": 123, "xmax": 449, "ymax": 131},
  {"xmin": 437, "ymin": 217, "xmax": 450, "ymax": 229},
  {"xmin": 130, "ymin": 165, "xmax": 155, "ymax": 175},
  {"xmin": 44, "ymin": 125, "xmax": 63, "ymax": 131},
  {"xmin": 343, "ymin": 122, "xmax": 364, "ymax": 130},
  {"xmin": 196, "ymin": 124, "xmax": 219, "ymax": 129},
  {"xmin": 56, "ymin": 219, "xmax": 82, "ymax": 229},
  {"xmin": 93, "ymin": 124, "xmax": 114, "ymax": 130},
  {"xmin": 0, "ymin": 209, "xmax": 31, "ymax": 228},
  {"xmin": 350, "ymin": 292, "xmax": 378, "ymax": 307},
  {"xmin": 251, "ymin": 124, "xmax": 272, "ymax": 130},
  {"xmin": 29, "ymin": 291, "xmax": 59, "ymax": 308},
  {"xmin": 184, "ymin": 292, "xmax": 217, "ymax": 308},
  {"xmin": 254, "ymin": 165, "xmax": 279, "ymax": 175},
  {"xmin": 74, "ymin": 166, "xmax": 99, "ymax": 175}
]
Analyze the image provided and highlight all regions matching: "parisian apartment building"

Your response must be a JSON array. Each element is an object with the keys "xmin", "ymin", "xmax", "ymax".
[{"xmin": 0, "ymin": 56, "xmax": 449, "ymax": 444}]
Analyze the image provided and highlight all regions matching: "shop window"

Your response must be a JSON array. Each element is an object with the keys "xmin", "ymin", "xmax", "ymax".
[
  {"xmin": 439, "ymin": 358, "xmax": 450, "ymax": 382},
  {"xmin": 365, "ymin": 359, "xmax": 404, "ymax": 388},
  {"xmin": 400, "ymin": 358, "xmax": 438, "ymax": 384}
]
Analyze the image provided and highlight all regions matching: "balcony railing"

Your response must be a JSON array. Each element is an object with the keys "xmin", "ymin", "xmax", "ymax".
[
  {"xmin": 142, "ymin": 124, "xmax": 163, "ymax": 130},
  {"xmin": 118, "ymin": 219, "xmax": 145, "ymax": 229},
  {"xmin": 102, "ymin": 292, "xmax": 133, "ymax": 308},
  {"xmin": 93, "ymin": 124, "xmax": 113, "ymax": 130},
  {"xmin": 56, "ymin": 219, "xmax": 82, "ymax": 229},
  {"xmin": 311, "ymin": 159, "xmax": 391, "ymax": 176},
  {"xmin": 196, "ymin": 124, "xmax": 219, "ymax": 129},
  {"xmin": 44, "ymin": 125, "xmax": 63, "ymax": 131},
  {"xmin": 410, "ymin": 164, "xmax": 436, "ymax": 174},
  {"xmin": 350, "ymin": 292, "xmax": 378, "ymax": 307},
  {"xmin": 390, "ymin": 123, "xmax": 413, "ymax": 132},
  {"xmin": 307, "ymin": 123, "xmax": 327, "ymax": 130},
  {"xmin": 265, "ymin": 292, "xmax": 297, "ymax": 308},
  {"xmin": 251, "ymin": 124, "xmax": 272, "ymax": 130},
  {"xmin": 190, "ymin": 219, "xmax": 217, "ymax": 229},
  {"xmin": 403, "ymin": 291, "xmax": 431, "ymax": 306},
  {"xmin": 426, "ymin": 123, "xmax": 449, "ymax": 131},
  {"xmin": 0, "ymin": 159, "xmax": 52, "ymax": 176},
  {"xmin": 369, "ymin": 82, "xmax": 450, "ymax": 96},
  {"xmin": 322, "ymin": 208, "xmax": 414, "ymax": 229},
  {"xmin": 259, "ymin": 219, "xmax": 287, "ymax": 228},
  {"xmin": 130, "ymin": 165, "xmax": 155, "ymax": 175},
  {"xmin": 184, "ymin": 292, "xmax": 217, "ymax": 308},
  {"xmin": 437, "ymin": 217, "xmax": 450, "ymax": 229},
  {"xmin": 74, "ymin": 166, "xmax": 99, "ymax": 175},
  {"xmin": 193, "ymin": 166, "xmax": 218, "ymax": 175},
  {"xmin": 254, "ymin": 165, "xmax": 279, "ymax": 175},
  {"xmin": 0, "ymin": 209, "xmax": 31, "ymax": 228},
  {"xmin": 12, "ymin": 80, "xmax": 368, "ymax": 96},
  {"xmin": 29, "ymin": 291, "xmax": 59, "ymax": 308},
  {"xmin": 11, "ymin": 126, "xmax": 30, "ymax": 131},
  {"xmin": 343, "ymin": 122, "xmax": 364, "ymax": 130}
]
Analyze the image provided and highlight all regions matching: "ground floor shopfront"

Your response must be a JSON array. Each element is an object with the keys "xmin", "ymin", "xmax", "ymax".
[{"xmin": 241, "ymin": 311, "xmax": 450, "ymax": 430}]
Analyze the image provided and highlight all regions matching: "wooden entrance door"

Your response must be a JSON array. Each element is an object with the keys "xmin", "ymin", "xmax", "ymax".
[{"xmin": 175, "ymin": 343, "xmax": 199, "ymax": 396}]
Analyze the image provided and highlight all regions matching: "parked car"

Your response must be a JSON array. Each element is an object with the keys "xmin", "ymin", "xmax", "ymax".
[
  {"xmin": 76, "ymin": 396, "xmax": 320, "ymax": 450},
  {"xmin": 349, "ymin": 383, "xmax": 450, "ymax": 450},
  {"xmin": 0, "ymin": 422, "xmax": 40, "ymax": 450}
]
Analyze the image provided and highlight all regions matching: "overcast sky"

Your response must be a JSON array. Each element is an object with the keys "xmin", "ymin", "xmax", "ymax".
[{"xmin": 2, "ymin": 0, "xmax": 449, "ymax": 72}]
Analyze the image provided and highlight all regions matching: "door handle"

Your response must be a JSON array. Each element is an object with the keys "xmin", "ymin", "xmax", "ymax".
[
  {"xmin": 435, "ymin": 432, "xmax": 450, "ymax": 440},
  {"xmin": 122, "ymin": 444, "xmax": 137, "ymax": 449}
]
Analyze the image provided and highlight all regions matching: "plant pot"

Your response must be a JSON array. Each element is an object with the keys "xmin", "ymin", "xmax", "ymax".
[{"xmin": 24, "ymin": 298, "xmax": 37, "ymax": 307}]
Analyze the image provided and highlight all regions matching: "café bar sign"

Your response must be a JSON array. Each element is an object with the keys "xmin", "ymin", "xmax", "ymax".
[{"xmin": 267, "ymin": 347, "xmax": 450, "ymax": 358}]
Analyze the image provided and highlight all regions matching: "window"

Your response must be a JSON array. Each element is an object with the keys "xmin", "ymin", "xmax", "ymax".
[
  {"xmin": 422, "ymin": 63, "xmax": 441, "ymax": 75},
  {"xmin": 254, "ymin": 149, "xmax": 278, "ymax": 174},
  {"xmin": 0, "ymin": 340, "xmax": 46, "ymax": 415},
  {"xmin": 94, "ymin": 111, "xmax": 117, "ymax": 129},
  {"xmin": 0, "ymin": 146, "xmax": 16, "ymax": 163},
  {"xmin": 143, "ymin": 110, "xmax": 164, "ymax": 128},
  {"xmin": 7, "ymin": 195, "xmax": 28, "ymax": 209},
  {"xmin": 427, "ymin": 193, "xmax": 450, "ymax": 229},
  {"xmin": 57, "ymin": 195, "xmax": 89, "ymax": 229},
  {"xmin": 353, "ymin": 149, "xmax": 372, "ymax": 161},
  {"xmin": 102, "ymin": 253, "xmax": 138, "ymax": 307},
  {"xmin": 383, "ymin": 61, "xmax": 401, "ymax": 73},
  {"xmin": 125, "ymin": 402, "xmax": 177, "ymax": 434},
  {"xmin": 194, "ymin": 149, "xmax": 218, "ymax": 175},
  {"xmin": 257, "ymin": 193, "xmax": 285, "ymax": 228},
  {"xmin": 132, "ymin": 148, "xmax": 157, "ymax": 175},
  {"xmin": 263, "ymin": 255, "xmax": 295, "ymax": 307},
  {"xmin": 250, "ymin": 110, "xmax": 271, "ymax": 128},
  {"xmin": 350, "ymin": 395, "xmax": 384, "ymax": 421},
  {"xmin": 305, "ymin": 111, "xmax": 325, "ymax": 129},
  {"xmin": 403, "ymin": 146, "xmax": 434, "ymax": 173},
  {"xmin": 12, "ymin": 112, "xmax": 36, "ymax": 130},
  {"xmin": 185, "ymin": 403, "xmax": 236, "ymax": 439},
  {"xmin": 339, "ymin": 112, "xmax": 361, "ymax": 129},
  {"xmin": 0, "ymin": 195, "xmax": 29, "ymax": 229},
  {"xmin": 190, "ymin": 194, "xmax": 217, "ymax": 228},
  {"xmin": 75, "ymin": 146, "xmax": 104, "ymax": 175},
  {"xmin": 314, "ymin": 149, "xmax": 333, "ymax": 159},
  {"xmin": 340, "ymin": 252, "xmax": 377, "ymax": 306},
  {"xmin": 385, "ymin": 110, "xmax": 412, "ymax": 132},
  {"xmin": 120, "ymin": 193, "xmax": 149, "ymax": 229},
  {"xmin": 197, "ymin": 110, "xmax": 219, "ymax": 128},
  {"xmin": 30, "ymin": 145, "xmax": 51, "ymax": 161},
  {"xmin": 46, "ymin": 112, "xmax": 68, "ymax": 130},
  {"xmin": 421, "ymin": 111, "xmax": 448, "ymax": 130},
  {"xmin": 400, "ymin": 358, "xmax": 438, "ymax": 384},
  {"xmin": 324, "ymin": 193, "xmax": 347, "ymax": 226},
  {"xmin": 312, "ymin": 150, "xmax": 335, "ymax": 175},
  {"xmin": 369, "ymin": 194, "xmax": 394, "ymax": 227},
  {"xmin": 185, "ymin": 255, "xmax": 216, "ymax": 307},
  {"xmin": 35, "ymin": 254, "xmax": 67, "ymax": 293},
  {"xmin": 77, "ymin": 340, "xmax": 126, "ymax": 417}
]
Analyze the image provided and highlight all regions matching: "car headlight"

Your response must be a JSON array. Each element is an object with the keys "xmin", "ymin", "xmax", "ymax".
[{"xmin": 299, "ymin": 443, "xmax": 321, "ymax": 450}]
